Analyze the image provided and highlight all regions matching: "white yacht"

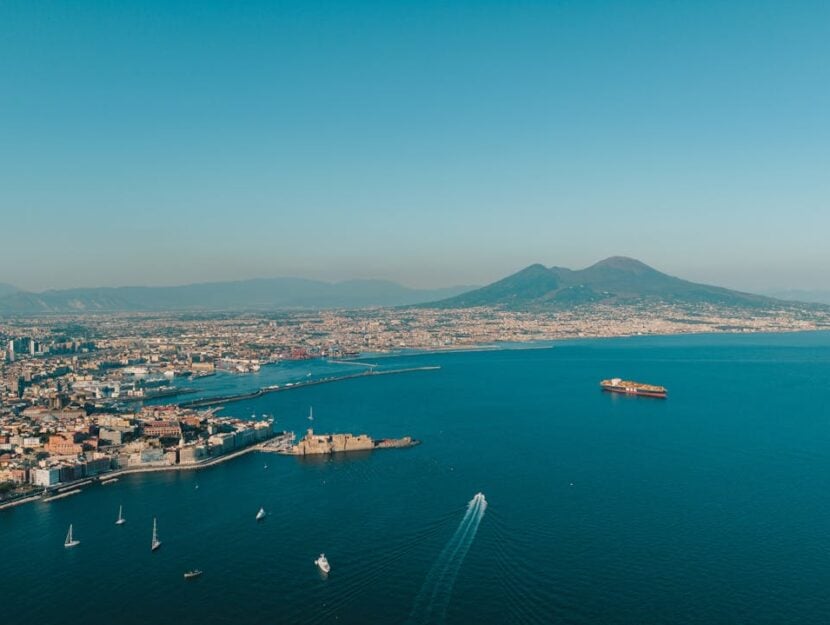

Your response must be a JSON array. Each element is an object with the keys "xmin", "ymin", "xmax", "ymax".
[
  {"xmin": 151, "ymin": 518, "xmax": 162, "ymax": 551},
  {"xmin": 314, "ymin": 553, "xmax": 330, "ymax": 574},
  {"xmin": 64, "ymin": 524, "xmax": 80, "ymax": 548},
  {"xmin": 115, "ymin": 505, "xmax": 126, "ymax": 525},
  {"xmin": 256, "ymin": 507, "xmax": 266, "ymax": 521}
]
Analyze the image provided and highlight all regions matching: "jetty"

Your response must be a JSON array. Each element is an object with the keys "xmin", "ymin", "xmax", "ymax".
[
  {"xmin": 43, "ymin": 489, "xmax": 82, "ymax": 502},
  {"xmin": 179, "ymin": 365, "xmax": 440, "ymax": 409}
]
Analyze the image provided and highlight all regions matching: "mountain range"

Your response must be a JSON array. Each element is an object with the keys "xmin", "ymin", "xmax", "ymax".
[
  {"xmin": 0, "ymin": 258, "xmax": 822, "ymax": 314},
  {"xmin": 425, "ymin": 257, "xmax": 816, "ymax": 310},
  {"xmin": 0, "ymin": 278, "xmax": 475, "ymax": 314}
]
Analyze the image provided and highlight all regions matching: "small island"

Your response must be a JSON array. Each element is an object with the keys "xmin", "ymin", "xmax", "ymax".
[{"xmin": 281, "ymin": 428, "xmax": 419, "ymax": 456}]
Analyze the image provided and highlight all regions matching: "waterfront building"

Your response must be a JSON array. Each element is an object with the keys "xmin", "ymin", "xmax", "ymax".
[
  {"xmin": 30, "ymin": 467, "xmax": 60, "ymax": 487},
  {"xmin": 208, "ymin": 432, "xmax": 235, "ymax": 454},
  {"xmin": 178, "ymin": 444, "xmax": 207, "ymax": 464},
  {"xmin": 291, "ymin": 429, "xmax": 374, "ymax": 455}
]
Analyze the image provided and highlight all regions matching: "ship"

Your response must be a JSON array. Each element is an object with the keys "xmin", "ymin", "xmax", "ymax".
[
  {"xmin": 315, "ymin": 553, "xmax": 331, "ymax": 574},
  {"xmin": 600, "ymin": 378, "xmax": 667, "ymax": 399},
  {"xmin": 184, "ymin": 569, "xmax": 203, "ymax": 579}
]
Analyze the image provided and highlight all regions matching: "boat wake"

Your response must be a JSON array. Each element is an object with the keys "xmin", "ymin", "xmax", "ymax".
[{"xmin": 408, "ymin": 492, "xmax": 488, "ymax": 625}]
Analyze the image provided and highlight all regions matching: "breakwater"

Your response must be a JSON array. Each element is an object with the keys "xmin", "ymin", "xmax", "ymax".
[{"xmin": 178, "ymin": 365, "xmax": 440, "ymax": 409}]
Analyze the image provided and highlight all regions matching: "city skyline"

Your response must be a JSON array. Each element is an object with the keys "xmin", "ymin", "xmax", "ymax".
[{"xmin": 2, "ymin": 1, "xmax": 828, "ymax": 292}]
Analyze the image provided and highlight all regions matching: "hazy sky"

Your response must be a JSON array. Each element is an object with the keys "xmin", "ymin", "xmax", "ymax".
[{"xmin": 1, "ymin": 1, "xmax": 828, "ymax": 292}]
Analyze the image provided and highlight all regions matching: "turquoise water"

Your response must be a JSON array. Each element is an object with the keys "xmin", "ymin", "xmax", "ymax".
[{"xmin": 3, "ymin": 332, "xmax": 830, "ymax": 624}]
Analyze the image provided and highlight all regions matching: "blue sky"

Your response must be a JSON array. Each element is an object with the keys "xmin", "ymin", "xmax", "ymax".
[{"xmin": 1, "ymin": 1, "xmax": 828, "ymax": 292}]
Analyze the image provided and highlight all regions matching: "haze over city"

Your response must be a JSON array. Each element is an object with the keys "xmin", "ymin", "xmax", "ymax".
[{"xmin": 2, "ymin": 0, "xmax": 828, "ymax": 292}]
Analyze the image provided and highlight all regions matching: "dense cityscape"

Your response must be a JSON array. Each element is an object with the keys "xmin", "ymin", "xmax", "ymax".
[{"xmin": 1, "ymin": 301, "xmax": 828, "ymax": 507}]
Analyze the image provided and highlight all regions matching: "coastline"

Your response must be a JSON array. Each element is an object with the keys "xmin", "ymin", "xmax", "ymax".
[
  {"xmin": 0, "ymin": 435, "xmax": 292, "ymax": 512},
  {"xmin": 346, "ymin": 327, "xmax": 830, "ymax": 360}
]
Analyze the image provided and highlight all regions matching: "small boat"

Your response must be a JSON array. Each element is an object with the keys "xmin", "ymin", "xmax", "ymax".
[
  {"xmin": 308, "ymin": 407, "xmax": 314, "ymax": 421},
  {"xmin": 315, "ymin": 553, "xmax": 330, "ymax": 574},
  {"xmin": 184, "ymin": 569, "xmax": 203, "ymax": 579},
  {"xmin": 195, "ymin": 484, "xmax": 199, "ymax": 490},
  {"xmin": 151, "ymin": 518, "xmax": 162, "ymax": 551},
  {"xmin": 264, "ymin": 463, "xmax": 268, "ymax": 469},
  {"xmin": 115, "ymin": 505, "xmax": 126, "ymax": 525},
  {"xmin": 64, "ymin": 524, "xmax": 80, "ymax": 548},
  {"xmin": 256, "ymin": 507, "xmax": 266, "ymax": 521}
]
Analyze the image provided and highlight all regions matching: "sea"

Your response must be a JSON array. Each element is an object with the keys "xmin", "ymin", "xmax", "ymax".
[{"xmin": 2, "ymin": 331, "xmax": 829, "ymax": 625}]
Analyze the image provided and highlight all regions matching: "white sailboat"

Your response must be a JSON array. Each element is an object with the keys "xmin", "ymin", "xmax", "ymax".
[
  {"xmin": 64, "ymin": 524, "xmax": 80, "ymax": 548},
  {"xmin": 256, "ymin": 507, "xmax": 266, "ymax": 521},
  {"xmin": 115, "ymin": 505, "xmax": 126, "ymax": 525},
  {"xmin": 151, "ymin": 517, "xmax": 162, "ymax": 551}
]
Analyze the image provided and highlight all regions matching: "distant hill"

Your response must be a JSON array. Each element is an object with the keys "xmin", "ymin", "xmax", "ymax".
[
  {"xmin": 0, "ymin": 278, "xmax": 476, "ymax": 314},
  {"xmin": 0, "ymin": 282, "xmax": 18, "ymax": 298},
  {"xmin": 426, "ymin": 257, "xmax": 811, "ymax": 310},
  {"xmin": 765, "ymin": 289, "xmax": 830, "ymax": 306}
]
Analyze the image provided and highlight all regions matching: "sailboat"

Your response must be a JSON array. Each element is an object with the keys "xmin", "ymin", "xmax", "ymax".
[
  {"xmin": 64, "ymin": 524, "xmax": 80, "ymax": 548},
  {"xmin": 256, "ymin": 507, "xmax": 266, "ymax": 521},
  {"xmin": 115, "ymin": 505, "xmax": 126, "ymax": 525},
  {"xmin": 151, "ymin": 518, "xmax": 162, "ymax": 551}
]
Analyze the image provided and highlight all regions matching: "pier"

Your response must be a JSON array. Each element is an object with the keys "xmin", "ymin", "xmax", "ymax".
[
  {"xmin": 42, "ymin": 489, "xmax": 81, "ymax": 503},
  {"xmin": 178, "ymin": 365, "xmax": 440, "ymax": 409}
]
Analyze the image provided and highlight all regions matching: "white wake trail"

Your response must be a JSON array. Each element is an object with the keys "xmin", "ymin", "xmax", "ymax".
[{"xmin": 409, "ymin": 493, "xmax": 488, "ymax": 625}]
